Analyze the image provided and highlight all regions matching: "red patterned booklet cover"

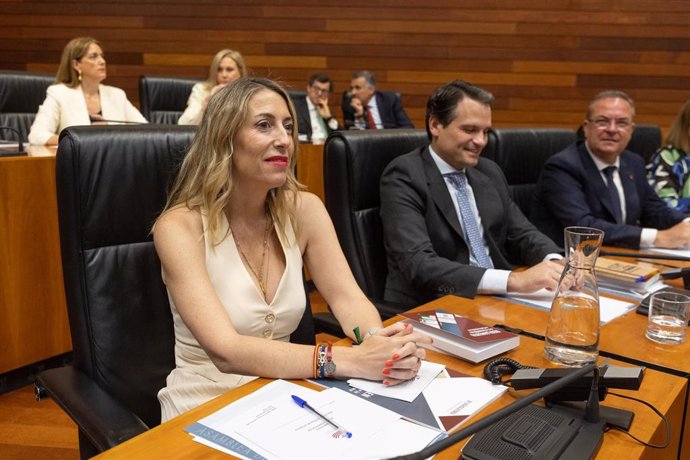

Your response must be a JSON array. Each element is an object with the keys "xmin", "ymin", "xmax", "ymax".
[{"xmin": 402, "ymin": 310, "xmax": 520, "ymax": 363}]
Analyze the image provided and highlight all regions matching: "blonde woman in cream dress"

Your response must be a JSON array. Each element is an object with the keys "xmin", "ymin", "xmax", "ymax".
[{"xmin": 154, "ymin": 78, "xmax": 430, "ymax": 422}]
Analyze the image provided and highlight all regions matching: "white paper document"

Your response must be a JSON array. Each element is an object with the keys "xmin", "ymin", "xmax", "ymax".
[
  {"xmin": 423, "ymin": 377, "xmax": 507, "ymax": 431},
  {"xmin": 505, "ymin": 289, "xmax": 635, "ymax": 324},
  {"xmin": 190, "ymin": 379, "xmax": 444, "ymax": 459},
  {"xmin": 347, "ymin": 360, "xmax": 446, "ymax": 402}
]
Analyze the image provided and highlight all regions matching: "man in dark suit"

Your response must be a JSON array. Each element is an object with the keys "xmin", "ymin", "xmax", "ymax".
[
  {"xmin": 342, "ymin": 70, "xmax": 414, "ymax": 130},
  {"xmin": 294, "ymin": 73, "xmax": 339, "ymax": 142},
  {"xmin": 380, "ymin": 80, "xmax": 563, "ymax": 306},
  {"xmin": 531, "ymin": 90, "xmax": 690, "ymax": 248}
]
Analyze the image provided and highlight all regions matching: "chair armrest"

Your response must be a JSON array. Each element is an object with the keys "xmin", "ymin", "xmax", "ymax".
[{"xmin": 36, "ymin": 366, "xmax": 149, "ymax": 452}]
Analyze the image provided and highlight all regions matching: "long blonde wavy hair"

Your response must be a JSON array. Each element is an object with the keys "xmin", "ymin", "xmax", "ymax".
[
  {"xmin": 55, "ymin": 37, "xmax": 102, "ymax": 88},
  {"xmin": 204, "ymin": 49, "xmax": 247, "ymax": 91},
  {"xmin": 158, "ymin": 78, "xmax": 301, "ymax": 246}
]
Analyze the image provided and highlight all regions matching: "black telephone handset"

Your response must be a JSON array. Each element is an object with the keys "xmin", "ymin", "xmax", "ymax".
[{"xmin": 636, "ymin": 286, "xmax": 690, "ymax": 325}]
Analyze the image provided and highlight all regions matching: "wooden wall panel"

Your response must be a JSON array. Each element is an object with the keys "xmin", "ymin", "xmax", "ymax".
[{"xmin": 2, "ymin": 0, "xmax": 690, "ymax": 134}]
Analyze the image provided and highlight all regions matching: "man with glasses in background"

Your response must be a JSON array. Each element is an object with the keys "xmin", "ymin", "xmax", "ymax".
[
  {"xmin": 295, "ymin": 73, "xmax": 339, "ymax": 142},
  {"xmin": 531, "ymin": 90, "xmax": 690, "ymax": 248}
]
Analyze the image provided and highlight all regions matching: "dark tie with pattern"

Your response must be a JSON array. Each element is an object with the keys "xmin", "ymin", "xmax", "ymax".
[
  {"xmin": 602, "ymin": 166, "xmax": 623, "ymax": 224},
  {"xmin": 445, "ymin": 172, "xmax": 494, "ymax": 268},
  {"xmin": 365, "ymin": 106, "xmax": 378, "ymax": 130}
]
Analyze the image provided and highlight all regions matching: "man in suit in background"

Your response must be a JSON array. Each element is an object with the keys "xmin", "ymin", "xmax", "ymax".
[
  {"xmin": 380, "ymin": 80, "xmax": 563, "ymax": 307},
  {"xmin": 531, "ymin": 90, "xmax": 690, "ymax": 248},
  {"xmin": 343, "ymin": 70, "xmax": 414, "ymax": 130},
  {"xmin": 294, "ymin": 73, "xmax": 339, "ymax": 142}
]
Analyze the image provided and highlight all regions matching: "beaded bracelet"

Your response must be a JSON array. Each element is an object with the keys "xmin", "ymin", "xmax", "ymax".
[{"xmin": 314, "ymin": 343, "xmax": 328, "ymax": 379}]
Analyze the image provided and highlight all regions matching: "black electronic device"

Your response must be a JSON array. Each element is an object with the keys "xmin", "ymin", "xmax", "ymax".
[{"xmin": 388, "ymin": 363, "xmax": 637, "ymax": 460}]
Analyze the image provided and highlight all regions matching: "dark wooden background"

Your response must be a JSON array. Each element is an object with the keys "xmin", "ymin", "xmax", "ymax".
[{"xmin": 3, "ymin": 0, "xmax": 690, "ymax": 133}]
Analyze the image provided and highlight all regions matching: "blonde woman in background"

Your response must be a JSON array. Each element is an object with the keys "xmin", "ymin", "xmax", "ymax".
[
  {"xmin": 177, "ymin": 49, "xmax": 247, "ymax": 125},
  {"xmin": 28, "ymin": 37, "xmax": 147, "ymax": 145}
]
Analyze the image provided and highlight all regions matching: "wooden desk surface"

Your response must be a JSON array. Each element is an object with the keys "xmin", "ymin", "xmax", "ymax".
[
  {"xmin": 0, "ymin": 149, "xmax": 71, "ymax": 373},
  {"xmin": 94, "ymin": 332, "xmax": 684, "ymax": 459},
  {"xmin": 419, "ymin": 293, "xmax": 690, "ymax": 459}
]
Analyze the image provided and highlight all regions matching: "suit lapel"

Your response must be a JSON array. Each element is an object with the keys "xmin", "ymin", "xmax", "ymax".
[
  {"xmin": 619, "ymin": 155, "xmax": 640, "ymax": 224},
  {"xmin": 421, "ymin": 148, "xmax": 464, "ymax": 239},
  {"xmin": 578, "ymin": 144, "xmax": 621, "ymax": 222}
]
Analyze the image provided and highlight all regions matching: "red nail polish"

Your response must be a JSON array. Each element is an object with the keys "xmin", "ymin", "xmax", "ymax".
[
  {"xmin": 382, "ymin": 368, "xmax": 391, "ymax": 375},
  {"xmin": 383, "ymin": 380, "xmax": 390, "ymax": 386},
  {"xmin": 385, "ymin": 360, "xmax": 393, "ymax": 367},
  {"xmin": 392, "ymin": 354, "xmax": 400, "ymax": 360}
]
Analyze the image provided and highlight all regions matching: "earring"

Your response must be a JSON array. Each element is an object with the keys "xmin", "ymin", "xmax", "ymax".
[{"xmin": 78, "ymin": 70, "xmax": 82, "ymax": 82}]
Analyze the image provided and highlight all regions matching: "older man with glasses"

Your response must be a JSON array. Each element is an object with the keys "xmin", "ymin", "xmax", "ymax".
[
  {"xmin": 294, "ymin": 73, "xmax": 339, "ymax": 142},
  {"xmin": 531, "ymin": 90, "xmax": 690, "ymax": 248}
]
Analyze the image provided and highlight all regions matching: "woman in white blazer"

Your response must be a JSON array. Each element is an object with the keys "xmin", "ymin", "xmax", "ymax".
[
  {"xmin": 28, "ymin": 37, "xmax": 147, "ymax": 145},
  {"xmin": 177, "ymin": 49, "xmax": 247, "ymax": 125}
]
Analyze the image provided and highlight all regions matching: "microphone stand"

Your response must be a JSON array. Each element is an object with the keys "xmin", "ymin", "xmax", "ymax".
[
  {"xmin": 0, "ymin": 126, "xmax": 26, "ymax": 156},
  {"xmin": 389, "ymin": 363, "xmax": 598, "ymax": 460},
  {"xmin": 390, "ymin": 362, "xmax": 635, "ymax": 460}
]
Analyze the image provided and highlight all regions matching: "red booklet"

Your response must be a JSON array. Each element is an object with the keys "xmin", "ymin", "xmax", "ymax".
[{"xmin": 402, "ymin": 310, "xmax": 519, "ymax": 363}]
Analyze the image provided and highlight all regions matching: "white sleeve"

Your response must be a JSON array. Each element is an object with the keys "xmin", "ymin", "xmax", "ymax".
[
  {"xmin": 28, "ymin": 86, "xmax": 61, "ymax": 145},
  {"xmin": 124, "ymin": 97, "xmax": 148, "ymax": 123},
  {"xmin": 177, "ymin": 84, "xmax": 206, "ymax": 125}
]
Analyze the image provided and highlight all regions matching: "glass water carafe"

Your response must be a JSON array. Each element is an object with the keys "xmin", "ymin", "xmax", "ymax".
[{"xmin": 544, "ymin": 227, "xmax": 604, "ymax": 366}]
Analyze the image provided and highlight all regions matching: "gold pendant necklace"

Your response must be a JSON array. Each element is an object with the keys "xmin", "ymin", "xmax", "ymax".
[{"xmin": 231, "ymin": 214, "xmax": 272, "ymax": 299}]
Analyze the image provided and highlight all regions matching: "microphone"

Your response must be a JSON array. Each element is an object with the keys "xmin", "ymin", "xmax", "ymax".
[
  {"xmin": 0, "ymin": 126, "xmax": 26, "ymax": 156},
  {"xmin": 388, "ymin": 363, "xmax": 598, "ymax": 460},
  {"xmin": 88, "ymin": 115, "xmax": 147, "ymax": 125}
]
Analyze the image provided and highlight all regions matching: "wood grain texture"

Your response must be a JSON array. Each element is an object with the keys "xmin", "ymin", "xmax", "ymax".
[
  {"xmin": 3, "ymin": 0, "xmax": 690, "ymax": 134},
  {"xmin": 0, "ymin": 156, "xmax": 71, "ymax": 374}
]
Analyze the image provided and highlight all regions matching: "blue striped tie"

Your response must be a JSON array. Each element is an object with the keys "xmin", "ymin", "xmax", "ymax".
[{"xmin": 445, "ymin": 172, "xmax": 494, "ymax": 269}]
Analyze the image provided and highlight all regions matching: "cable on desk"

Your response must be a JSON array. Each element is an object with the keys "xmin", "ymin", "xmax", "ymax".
[
  {"xmin": 483, "ymin": 357, "xmax": 536, "ymax": 385},
  {"xmin": 607, "ymin": 391, "xmax": 671, "ymax": 449}
]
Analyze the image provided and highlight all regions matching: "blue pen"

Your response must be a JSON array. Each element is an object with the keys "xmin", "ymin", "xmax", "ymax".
[{"xmin": 290, "ymin": 394, "xmax": 353, "ymax": 438}]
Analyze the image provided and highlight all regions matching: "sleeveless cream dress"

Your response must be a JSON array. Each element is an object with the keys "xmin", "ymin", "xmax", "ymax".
[{"xmin": 158, "ymin": 212, "xmax": 306, "ymax": 422}]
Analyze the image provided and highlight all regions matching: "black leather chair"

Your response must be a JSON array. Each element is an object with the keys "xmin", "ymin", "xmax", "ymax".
[
  {"xmin": 35, "ymin": 125, "xmax": 315, "ymax": 458},
  {"xmin": 138, "ymin": 76, "xmax": 198, "ymax": 124},
  {"xmin": 287, "ymin": 89, "xmax": 307, "ymax": 105},
  {"xmin": 487, "ymin": 128, "xmax": 577, "ymax": 217},
  {"xmin": 0, "ymin": 70, "xmax": 53, "ymax": 142},
  {"xmin": 324, "ymin": 129, "xmax": 429, "ymax": 318},
  {"xmin": 627, "ymin": 124, "xmax": 662, "ymax": 164}
]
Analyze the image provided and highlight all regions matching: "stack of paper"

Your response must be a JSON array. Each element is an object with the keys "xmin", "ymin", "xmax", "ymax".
[{"xmin": 186, "ymin": 379, "xmax": 446, "ymax": 459}]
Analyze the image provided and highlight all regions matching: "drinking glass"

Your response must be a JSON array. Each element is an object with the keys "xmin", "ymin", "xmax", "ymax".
[{"xmin": 646, "ymin": 291, "xmax": 690, "ymax": 344}]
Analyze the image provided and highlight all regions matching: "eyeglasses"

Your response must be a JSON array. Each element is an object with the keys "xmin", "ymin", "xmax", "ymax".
[
  {"xmin": 310, "ymin": 85, "xmax": 330, "ymax": 95},
  {"xmin": 588, "ymin": 117, "xmax": 633, "ymax": 131}
]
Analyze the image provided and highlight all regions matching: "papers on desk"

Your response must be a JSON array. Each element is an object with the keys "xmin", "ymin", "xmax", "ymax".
[
  {"xmin": 347, "ymin": 360, "xmax": 446, "ymax": 402},
  {"xmin": 504, "ymin": 289, "xmax": 635, "ymax": 324},
  {"xmin": 186, "ymin": 379, "xmax": 445, "ymax": 459},
  {"xmin": 313, "ymin": 367, "xmax": 507, "ymax": 433}
]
